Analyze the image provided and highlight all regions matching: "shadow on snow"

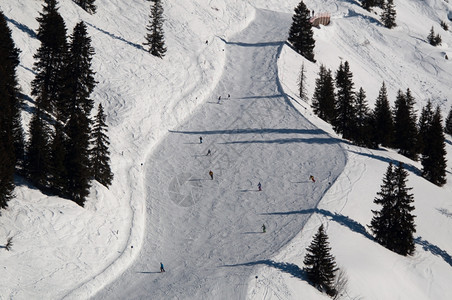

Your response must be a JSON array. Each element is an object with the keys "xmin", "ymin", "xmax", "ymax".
[{"xmin": 222, "ymin": 259, "xmax": 306, "ymax": 281}]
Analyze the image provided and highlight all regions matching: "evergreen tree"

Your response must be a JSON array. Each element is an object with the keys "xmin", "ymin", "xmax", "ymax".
[
  {"xmin": 303, "ymin": 224, "xmax": 338, "ymax": 296},
  {"xmin": 298, "ymin": 62, "xmax": 308, "ymax": 101},
  {"xmin": 73, "ymin": 0, "xmax": 96, "ymax": 14},
  {"xmin": 421, "ymin": 107, "xmax": 447, "ymax": 186},
  {"xmin": 445, "ymin": 105, "xmax": 452, "ymax": 135},
  {"xmin": 381, "ymin": 0, "xmax": 397, "ymax": 29},
  {"xmin": 427, "ymin": 26, "xmax": 442, "ymax": 46},
  {"xmin": 333, "ymin": 61, "xmax": 356, "ymax": 140},
  {"xmin": 63, "ymin": 21, "xmax": 97, "ymax": 206},
  {"xmin": 143, "ymin": 0, "xmax": 167, "ymax": 58},
  {"xmin": 288, "ymin": 1, "xmax": 315, "ymax": 62},
  {"xmin": 372, "ymin": 82, "xmax": 394, "ymax": 148},
  {"xmin": 312, "ymin": 65, "xmax": 336, "ymax": 123},
  {"xmin": 0, "ymin": 10, "xmax": 24, "ymax": 208},
  {"xmin": 361, "ymin": 0, "xmax": 375, "ymax": 11},
  {"xmin": 31, "ymin": 0, "xmax": 68, "ymax": 114},
  {"xmin": 417, "ymin": 100, "xmax": 434, "ymax": 155},
  {"xmin": 369, "ymin": 162, "xmax": 416, "ymax": 256},
  {"xmin": 49, "ymin": 122, "xmax": 67, "ymax": 196},
  {"xmin": 354, "ymin": 87, "xmax": 373, "ymax": 147},
  {"xmin": 393, "ymin": 89, "xmax": 418, "ymax": 160},
  {"xmin": 25, "ymin": 109, "xmax": 51, "ymax": 189},
  {"xmin": 91, "ymin": 104, "xmax": 113, "ymax": 187}
]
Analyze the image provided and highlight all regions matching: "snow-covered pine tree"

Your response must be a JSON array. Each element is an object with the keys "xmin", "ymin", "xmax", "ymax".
[
  {"xmin": 143, "ymin": 0, "xmax": 167, "ymax": 58},
  {"xmin": 445, "ymin": 105, "xmax": 452, "ymax": 135},
  {"xmin": 421, "ymin": 107, "xmax": 447, "ymax": 186},
  {"xmin": 371, "ymin": 82, "xmax": 394, "ymax": 148},
  {"xmin": 288, "ymin": 0, "xmax": 315, "ymax": 62},
  {"xmin": 91, "ymin": 103, "xmax": 114, "ymax": 188},
  {"xmin": 369, "ymin": 162, "xmax": 416, "ymax": 256},
  {"xmin": 31, "ymin": 0, "xmax": 68, "ymax": 114},
  {"xmin": 73, "ymin": 0, "xmax": 96, "ymax": 14},
  {"xmin": 333, "ymin": 61, "xmax": 356, "ymax": 140},
  {"xmin": 63, "ymin": 21, "xmax": 97, "ymax": 206},
  {"xmin": 303, "ymin": 224, "xmax": 338, "ymax": 296},
  {"xmin": 312, "ymin": 64, "xmax": 336, "ymax": 123},
  {"xmin": 393, "ymin": 89, "xmax": 418, "ymax": 160},
  {"xmin": 381, "ymin": 0, "xmax": 397, "ymax": 29}
]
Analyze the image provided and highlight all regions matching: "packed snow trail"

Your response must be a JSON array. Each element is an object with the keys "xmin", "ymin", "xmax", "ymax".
[{"xmin": 94, "ymin": 9, "xmax": 346, "ymax": 299}]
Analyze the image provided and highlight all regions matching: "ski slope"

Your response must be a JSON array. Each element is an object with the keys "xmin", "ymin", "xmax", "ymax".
[
  {"xmin": 94, "ymin": 9, "xmax": 345, "ymax": 299},
  {"xmin": 1, "ymin": 0, "xmax": 452, "ymax": 299}
]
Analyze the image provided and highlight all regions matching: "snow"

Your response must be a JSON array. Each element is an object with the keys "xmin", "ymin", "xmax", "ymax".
[{"xmin": 0, "ymin": 0, "xmax": 451, "ymax": 299}]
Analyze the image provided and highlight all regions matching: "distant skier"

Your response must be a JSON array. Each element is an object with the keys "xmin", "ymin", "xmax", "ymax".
[
  {"xmin": 257, "ymin": 182, "xmax": 262, "ymax": 191},
  {"xmin": 227, "ymin": 94, "xmax": 230, "ymax": 99},
  {"xmin": 209, "ymin": 170, "xmax": 214, "ymax": 180},
  {"xmin": 206, "ymin": 149, "xmax": 212, "ymax": 156},
  {"xmin": 218, "ymin": 96, "xmax": 221, "ymax": 104},
  {"xmin": 262, "ymin": 224, "xmax": 266, "ymax": 233},
  {"xmin": 200, "ymin": 136, "xmax": 203, "ymax": 144},
  {"xmin": 160, "ymin": 262, "xmax": 165, "ymax": 272},
  {"xmin": 309, "ymin": 175, "xmax": 316, "ymax": 182}
]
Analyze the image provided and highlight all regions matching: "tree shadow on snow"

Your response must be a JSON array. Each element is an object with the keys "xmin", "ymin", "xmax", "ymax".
[
  {"xmin": 348, "ymin": 150, "xmax": 422, "ymax": 176},
  {"xmin": 222, "ymin": 259, "xmax": 306, "ymax": 281},
  {"xmin": 170, "ymin": 128, "xmax": 325, "ymax": 136},
  {"xmin": 415, "ymin": 237, "xmax": 452, "ymax": 267},
  {"xmin": 218, "ymin": 36, "xmax": 285, "ymax": 48},
  {"xmin": 85, "ymin": 22, "xmax": 144, "ymax": 51},
  {"xmin": 262, "ymin": 208, "xmax": 373, "ymax": 240},
  {"xmin": 5, "ymin": 15, "xmax": 37, "ymax": 39},
  {"xmin": 137, "ymin": 271, "xmax": 162, "ymax": 274}
]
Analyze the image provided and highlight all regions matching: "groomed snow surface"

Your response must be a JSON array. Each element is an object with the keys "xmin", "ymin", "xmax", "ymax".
[{"xmin": 0, "ymin": 0, "xmax": 451, "ymax": 299}]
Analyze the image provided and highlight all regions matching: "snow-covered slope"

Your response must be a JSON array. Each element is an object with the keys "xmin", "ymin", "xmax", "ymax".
[{"xmin": 0, "ymin": 0, "xmax": 451, "ymax": 299}]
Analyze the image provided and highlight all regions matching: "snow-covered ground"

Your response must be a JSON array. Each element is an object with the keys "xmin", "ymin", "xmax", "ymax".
[{"xmin": 0, "ymin": 0, "xmax": 451, "ymax": 299}]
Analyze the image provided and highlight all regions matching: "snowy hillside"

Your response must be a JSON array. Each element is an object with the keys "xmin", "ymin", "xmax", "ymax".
[{"xmin": 0, "ymin": 0, "xmax": 451, "ymax": 299}]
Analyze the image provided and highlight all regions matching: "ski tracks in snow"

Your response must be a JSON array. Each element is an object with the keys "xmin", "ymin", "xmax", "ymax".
[{"xmin": 94, "ymin": 9, "xmax": 346, "ymax": 300}]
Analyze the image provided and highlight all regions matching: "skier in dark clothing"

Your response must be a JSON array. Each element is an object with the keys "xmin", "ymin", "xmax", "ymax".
[
  {"xmin": 257, "ymin": 182, "xmax": 262, "ymax": 191},
  {"xmin": 206, "ymin": 149, "xmax": 212, "ymax": 156},
  {"xmin": 199, "ymin": 136, "xmax": 203, "ymax": 144},
  {"xmin": 262, "ymin": 224, "xmax": 266, "ymax": 233},
  {"xmin": 209, "ymin": 170, "xmax": 214, "ymax": 180},
  {"xmin": 160, "ymin": 262, "xmax": 165, "ymax": 272}
]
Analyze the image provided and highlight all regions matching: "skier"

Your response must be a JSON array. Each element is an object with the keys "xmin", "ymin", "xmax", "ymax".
[
  {"xmin": 206, "ymin": 149, "xmax": 212, "ymax": 156},
  {"xmin": 309, "ymin": 175, "xmax": 316, "ymax": 182},
  {"xmin": 160, "ymin": 262, "xmax": 165, "ymax": 272},
  {"xmin": 262, "ymin": 224, "xmax": 266, "ymax": 233},
  {"xmin": 257, "ymin": 182, "xmax": 262, "ymax": 191},
  {"xmin": 209, "ymin": 170, "xmax": 214, "ymax": 180},
  {"xmin": 227, "ymin": 94, "xmax": 230, "ymax": 99},
  {"xmin": 199, "ymin": 136, "xmax": 203, "ymax": 144}
]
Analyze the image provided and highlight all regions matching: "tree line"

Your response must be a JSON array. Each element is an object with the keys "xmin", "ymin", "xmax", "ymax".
[
  {"xmin": 0, "ymin": 0, "xmax": 113, "ymax": 211},
  {"xmin": 310, "ymin": 61, "xmax": 449, "ymax": 186}
]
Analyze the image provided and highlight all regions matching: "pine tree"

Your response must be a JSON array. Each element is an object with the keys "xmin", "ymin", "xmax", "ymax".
[
  {"xmin": 381, "ymin": 0, "xmax": 397, "ymax": 29},
  {"xmin": 298, "ymin": 62, "xmax": 308, "ymax": 101},
  {"xmin": 31, "ymin": 0, "xmax": 68, "ymax": 114},
  {"xmin": 0, "ymin": 10, "xmax": 24, "ymax": 209},
  {"xmin": 372, "ymin": 82, "xmax": 394, "ymax": 148},
  {"xmin": 49, "ymin": 122, "xmax": 67, "ymax": 196},
  {"xmin": 417, "ymin": 100, "xmax": 434, "ymax": 155},
  {"xmin": 354, "ymin": 87, "xmax": 373, "ymax": 147},
  {"xmin": 91, "ymin": 104, "xmax": 113, "ymax": 187},
  {"xmin": 445, "ymin": 105, "xmax": 452, "ymax": 135},
  {"xmin": 393, "ymin": 89, "xmax": 418, "ymax": 160},
  {"xmin": 25, "ymin": 109, "xmax": 52, "ymax": 189},
  {"xmin": 0, "ymin": 11, "xmax": 24, "ymax": 170},
  {"xmin": 421, "ymin": 107, "xmax": 447, "ymax": 186},
  {"xmin": 63, "ymin": 21, "xmax": 97, "ymax": 206},
  {"xmin": 333, "ymin": 61, "xmax": 356, "ymax": 140},
  {"xmin": 311, "ymin": 65, "xmax": 336, "ymax": 123},
  {"xmin": 361, "ymin": 0, "xmax": 375, "ymax": 11},
  {"xmin": 143, "ymin": 0, "xmax": 167, "ymax": 58},
  {"xmin": 303, "ymin": 224, "xmax": 338, "ymax": 296},
  {"xmin": 73, "ymin": 0, "xmax": 96, "ymax": 14},
  {"xmin": 369, "ymin": 162, "xmax": 416, "ymax": 256},
  {"xmin": 288, "ymin": 0, "xmax": 315, "ymax": 62}
]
